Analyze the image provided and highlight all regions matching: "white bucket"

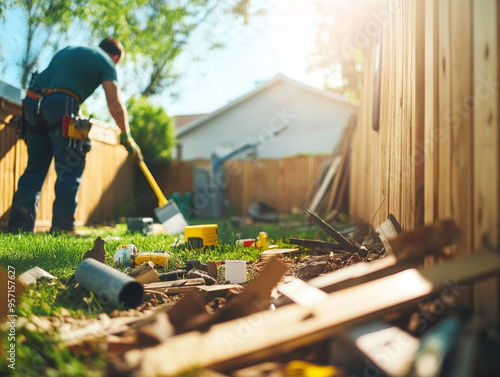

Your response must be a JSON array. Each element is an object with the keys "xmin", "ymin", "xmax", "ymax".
[{"xmin": 225, "ymin": 260, "xmax": 247, "ymax": 283}]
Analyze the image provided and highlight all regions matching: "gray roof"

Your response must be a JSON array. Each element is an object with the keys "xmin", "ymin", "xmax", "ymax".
[
  {"xmin": 0, "ymin": 79, "xmax": 22, "ymax": 105},
  {"xmin": 176, "ymin": 73, "xmax": 357, "ymax": 138}
]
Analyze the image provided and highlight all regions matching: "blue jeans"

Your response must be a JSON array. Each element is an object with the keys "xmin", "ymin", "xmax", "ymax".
[{"xmin": 8, "ymin": 93, "xmax": 86, "ymax": 232}]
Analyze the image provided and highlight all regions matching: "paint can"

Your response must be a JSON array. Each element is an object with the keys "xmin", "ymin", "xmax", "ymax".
[{"xmin": 225, "ymin": 260, "xmax": 247, "ymax": 283}]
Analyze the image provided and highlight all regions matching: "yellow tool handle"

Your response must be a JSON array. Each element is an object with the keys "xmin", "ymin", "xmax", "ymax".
[{"xmin": 137, "ymin": 160, "xmax": 168, "ymax": 207}]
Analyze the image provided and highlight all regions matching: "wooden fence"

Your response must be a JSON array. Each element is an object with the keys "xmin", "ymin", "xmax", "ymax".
[
  {"xmin": 0, "ymin": 98, "xmax": 134, "ymax": 231},
  {"xmin": 157, "ymin": 156, "xmax": 329, "ymax": 216},
  {"xmin": 350, "ymin": 0, "xmax": 499, "ymax": 330}
]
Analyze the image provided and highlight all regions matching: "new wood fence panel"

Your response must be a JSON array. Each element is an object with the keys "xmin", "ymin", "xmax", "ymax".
[{"xmin": 350, "ymin": 0, "xmax": 500, "ymax": 331}]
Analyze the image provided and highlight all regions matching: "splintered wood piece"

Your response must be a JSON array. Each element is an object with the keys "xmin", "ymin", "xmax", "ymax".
[
  {"xmin": 82, "ymin": 237, "xmax": 106, "ymax": 264},
  {"xmin": 197, "ymin": 284, "xmax": 244, "ymax": 301},
  {"xmin": 18, "ymin": 266, "xmax": 56, "ymax": 285},
  {"xmin": 276, "ymin": 276, "xmax": 329, "ymax": 307},
  {"xmin": 288, "ymin": 237, "xmax": 344, "ymax": 251},
  {"xmin": 388, "ymin": 218, "xmax": 462, "ymax": 262},
  {"xmin": 259, "ymin": 248, "xmax": 300, "ymax": 260},
  {"xmin": 128, "ymin": 261, "xmax": 159, "ymax": 285},
  {"xmin": 307, "ymin": 255, "xmax": 412, "ymax": 293},
  {"xmin": 144, "ymin": 278, "xmax": 206, "ymax": 292},
  {"xmin": 305, "ymin": 209, "xmax": 359, "ymax": 253},
  {"xmin": 112, "ymin": 251, "xmax": 500, "ymax": 375}
]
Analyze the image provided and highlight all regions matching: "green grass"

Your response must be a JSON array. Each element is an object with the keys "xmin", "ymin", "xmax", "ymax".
[{"xmin": 0, "ymin": 214, "xmax": 346, "ymax": 376}]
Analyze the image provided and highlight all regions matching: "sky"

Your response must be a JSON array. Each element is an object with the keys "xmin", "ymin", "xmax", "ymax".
[
  {"xmin": 158, "ymin": 0, "xmax": 325, "ymax": 116},
  {"xmin": 0, "ymin": 0, "xmax": 325, "ymax": 117}
]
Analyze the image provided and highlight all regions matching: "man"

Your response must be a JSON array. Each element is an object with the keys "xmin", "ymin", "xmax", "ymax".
[{"xmin": 8, "ymin": 37, "xmax": 141, "ymax": 233}]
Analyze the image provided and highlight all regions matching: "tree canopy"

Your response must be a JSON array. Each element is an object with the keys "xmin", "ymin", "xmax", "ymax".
[
  {"xmin": 1, "ymin": 0, "xmax": 263, "ymax": 95},
  {"xmin": 310, "ymin": 0, "xmax": 387, "ymax": 102}
]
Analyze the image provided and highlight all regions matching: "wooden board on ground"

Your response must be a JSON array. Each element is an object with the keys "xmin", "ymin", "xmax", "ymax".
[
  {"xmin": 111, "ymin": 251, "xmax": 500, "ymax": 375},
  {"xmin": 196, "ymin": 284, "xmax": 244, "ymax": 301},
  {"xmin": 307, "ymin": 255, "xmax": 414, "ymax": 294},
  {"xmin": 259, "ymin": 248, "xmax": 300, "ymax": 260},
  {"xmin": 128, "ymin": 261, "xmax": 160, "ymax": 285},
  {"xmin": 275, "ymin": 276, "xmax": 329, "ymax": 307},
  {"xmin": 18, "ymin": 266, "xmax": 56, "ymax": 285},
  {"xmin": 144, "ymin": 278, "xmax": 206, "ymax": 292}
]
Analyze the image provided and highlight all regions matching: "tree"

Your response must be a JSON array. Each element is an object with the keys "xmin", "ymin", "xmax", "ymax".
[
  {"xmin": 309, "ymin": 0, "xmax": 387, "ymax": 102},
  {"xmin": 1, "ymin": 0, "xmax": 264, "ymax": 95},
  {"xmin": 3, "ymin": 0, "xmax": 88, "ymax": 88},
  {"xmin": 127, "ymin": 95, "xmax": 176, "ymax": 167}
]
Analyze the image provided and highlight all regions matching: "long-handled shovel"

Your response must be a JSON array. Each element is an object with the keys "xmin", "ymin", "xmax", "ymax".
[{"xmin": 137, "ymin": 160, "xmax": 188, "ymax": 234}]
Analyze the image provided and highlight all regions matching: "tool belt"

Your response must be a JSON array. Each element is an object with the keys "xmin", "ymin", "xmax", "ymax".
[{"xmin": 26, "ymin": 88, "xmax": 81, "ymax": 104}]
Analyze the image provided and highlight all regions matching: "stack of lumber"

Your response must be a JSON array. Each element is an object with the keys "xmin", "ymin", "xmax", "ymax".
[{"xmin": 304, "ymin": 114, "xmax": 357, "ymax": 218}]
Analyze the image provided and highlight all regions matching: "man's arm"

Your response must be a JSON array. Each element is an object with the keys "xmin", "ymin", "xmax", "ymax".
[
  {"xmin": 102, "ymin": 80, "xmax": 142, "ymax": 160},
  {"xmin": 102, "ymin": 80, "xmax": 130, "ymax": 134}
]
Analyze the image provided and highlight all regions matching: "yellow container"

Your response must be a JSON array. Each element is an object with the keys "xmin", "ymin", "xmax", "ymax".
[
  {"xmin": 132, "ymin": 252, "xmax": 172, "ymax": 269},
  {"xmin": 258, "ymin": 232, "xmax": 269, "ymax": 250},
  {"xmin": 185, "ymin": 224, "xmax": 218, "ymax": 251}
]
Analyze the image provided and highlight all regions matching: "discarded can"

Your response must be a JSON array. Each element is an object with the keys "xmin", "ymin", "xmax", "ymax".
[
  {"xmin": 258, "ymin": 232, "xmax": 269, "ymax": 250},
  {"xmin": 113, "ymin": 244, "xmax": 137, "ymax": 266},
  {"xmin": 225, "ymin": 260, "xmax": 247, "ymax": 283},
  {"xmin": 236, "ymin": 238, "xmax": 257, "ymax": 248},
  {"xmin": 74, "ymin": 258, "xmax": 144, "ymax": 308},
  {"xmin": 132, "ymin": 251, "xmax": 172, "ymax": 269}
]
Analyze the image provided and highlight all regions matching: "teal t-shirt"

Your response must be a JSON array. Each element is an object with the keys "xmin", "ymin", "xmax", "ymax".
[{"xmin": 31, "ymin": 46, "xmax": 118, "ymax": 103}]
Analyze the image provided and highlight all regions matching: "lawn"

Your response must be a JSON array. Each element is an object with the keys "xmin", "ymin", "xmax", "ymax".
[{"xmin": 0, "ymin": 214, "xmax": 335, "ymax": 376}]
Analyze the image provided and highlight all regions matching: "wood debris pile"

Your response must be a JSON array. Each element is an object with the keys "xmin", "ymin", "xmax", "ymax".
[{"xmin": 10, "ymin": 216, "xmax": 500, "ymax": 377}]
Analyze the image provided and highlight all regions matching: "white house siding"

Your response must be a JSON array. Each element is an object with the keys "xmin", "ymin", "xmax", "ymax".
[{"xmin": 177, "ymin": 78, "xmax": 357, "ymax": 160}]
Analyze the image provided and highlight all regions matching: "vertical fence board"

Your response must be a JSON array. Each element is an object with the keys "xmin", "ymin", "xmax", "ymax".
[
  {"xmin": 412, "ymin": 0, "xmax": 426, "ymax": 229},
  {"xmin": 424, "ymin": 0, "xmax": 439, "ymax": 225},
  {"xmin": 437, "ymin": 0, "xmax": 452, "ymax": 220},
  {"xmin": 472, "ymin": 0, "xmax": 499, "ymax": 336},
  {"xmin": 450, "ymin": 0, "xmax": 473, "ymax": 255}
]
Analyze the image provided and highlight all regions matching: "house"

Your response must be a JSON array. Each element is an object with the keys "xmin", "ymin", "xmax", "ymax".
[{"xmin": 174, "ymin": 74, "xmax": 357, "ymax": 160}]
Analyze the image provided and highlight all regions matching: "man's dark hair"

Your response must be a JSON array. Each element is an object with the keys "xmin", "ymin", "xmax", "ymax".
[{"xmin": 99, "ymin": 37, "xmax": 124, "ymax": 59}]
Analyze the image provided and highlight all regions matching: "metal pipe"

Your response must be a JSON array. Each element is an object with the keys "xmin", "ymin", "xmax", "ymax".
[{"xmin": 74, "ymin": 258, "xmax": 144, "ymax": 308}]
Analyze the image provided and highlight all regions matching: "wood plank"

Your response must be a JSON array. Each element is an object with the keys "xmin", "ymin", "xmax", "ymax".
[
  {"xmin": 472, "ymin": 0, "xmax": 499, "ymax": 337},
  {"xmin": 18, "ymin": 267, "xmax": 56, "ymax": 285},
  {"xmin": 113, "ymin": 251, "xmax": 500, "ymax": 375},
  {"xmin": 276, "ymin": 276, "xmax": 329, "ymax": 307},
  {"xmin": 412, "ymin": 0, "xmax": 426, "ymax": 229},
  {"xmin": 450, "ymin": 0, "xmax": 473, "ymax": 256},
  {"xmin": 259, "ymin": 248, "xmax": 300, "ymax": 260},
  {"xmin": 325, "ymin": 116, "xmax": 355, "ymax": 212},
  {"xmin": 196, "ymin": 284, "xmax": 244, "ymax": 301},
  {"xmin": 437, "ymin": 0, "xmax": 452, "ymax": 220},
  {"xmin": 424, "ymin": 0, "xmax": 439, "ymax": 225},
  {"xmin": 144, "ymin": 278, "xmax": 206, "ymax": 292},
  {"xmin": 388, "ymin": 219, "xmax": 461, "ymax": 262},
  {"xmin": 307, "ymin": 155, "xmax": 341, "ymax": 213}
]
